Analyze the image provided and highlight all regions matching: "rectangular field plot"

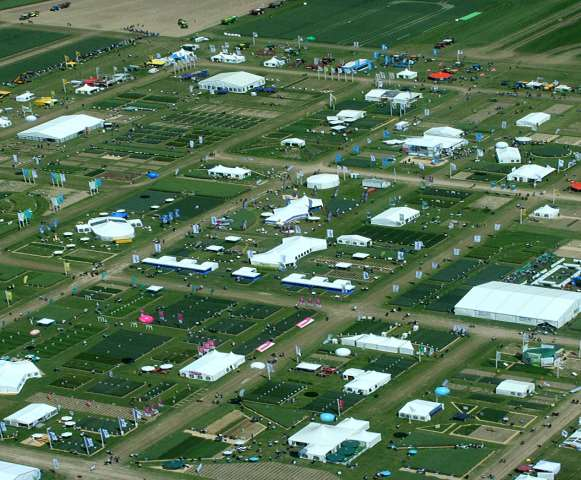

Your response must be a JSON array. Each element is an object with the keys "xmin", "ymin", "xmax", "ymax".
[
  {"xmin": 391, "ymin": 282, "xmax": 444, "ymax": 307},
  {"xmin": 243, "ymin": 402, "xmax": 307, "ymax": 429},
  {"xmin": 426, "ymin": 286, "xmax": 470, "ymax": 313},
  {"xmin": 466, "ymin": 230, "xmax": 565, "ymax": 263},
  {"xmin": 431, "ymin": 259, "xmax": 481, "ymax": 282},
  {"xmin": 354, "ymin": 225, "xmax": 446, "ymax": 248},
  {"xmin": 245, "ymin": 381, "xmax": 306, "ymax": 405},
  {"xmin": 87, "ymin": 378, "xmax": 144, "ymax": 397},
  {"xmin": 232, "ymin": 303, "xmax": 280, "ymax": 319},
  {"xmin": 153, "ymin": 178, "xmax": 248, "ymax": 198},
  {"xmin": 403, "ymin": 447, "xmax": 493, "ymax": 477},
  {"xmin": 0, "ymin": 26, "xmax": 69, "ymax": 59},
  {"xmin": 303, "ymin": 391, "xmax": 362, "ymax": 414},
  {"xmin": 465, "ymin": 263, "xmax": 514, "ymax": 285},
  {"xmin": 73, "ymin": 330, "xmax": 169, "ymax": 369},
  {"xmin": 0, "ymin": 35, "xmax": 126, "ymax": 83},
  {"xmin": 138, "ymin": 433, "xmax": 226, "ymax": 461},
  {"xmin": 407, "ymin": 328, "xmax": 457, "ymax": 350},
  {"xmin": 28, "ymin": 324, "xmax": 104, "ymax": 358},
  {"xmin": 206, "ymin": 317, "xmax": 253, "ymax": 335},
  {"xmin": 162, "ymin": 297, "xmax": 234, "ymax": 329},
  {"xmin": 232, "ymin": 309, "xmax": 315, "ymax": 355},
  {"xmin": 49, "ymin": 372, "xmax": 93, "ymax": 390},
  {"xmin": 220, "ymin": 0, "xmax": 478, "ymax": 47}
]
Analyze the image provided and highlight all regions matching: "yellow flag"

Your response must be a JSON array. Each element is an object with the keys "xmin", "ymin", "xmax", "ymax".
[
  {"xmin": 22, "ymin": 275, "xmax": 28, "ymax": 285},
  {"xmin": 63, "ymin": 262, "xmax": 71, "ymax": 275},
  {"xmin": 5, "ymin": 290, "xmax": 12, "ymax": 304}
]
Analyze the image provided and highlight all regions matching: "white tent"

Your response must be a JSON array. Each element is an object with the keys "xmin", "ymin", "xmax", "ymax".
[
  {"xmin": 251, "ymin": 236, "xmax": 327, "ymax": 268},
  {"xmin": 507, "ymin": 164, "xmax": 555, "ymax": 183},
  {"xmin": 424, "ymin": 126, "xmax": 464, "ymax": 138},
  {"xmin": 371, "ymin": 206, "xmax": 420, "ymax": 227},
  {"xmin": 232, "ymin": 266, "xmax": 261, "ymax": 280},
  {"xmin": 142, "ymin": 256, "xmax": 218, "ymax": 274},
  {"xmin": 288, "ymin": 417, "xmax": 381, "ymax": 463},
  {"xmin": 534, "ymin": 460, "xmax": 561, "ymax": 475},
  {"xmin": 210, "ymin": 52, "xmax": 246, "ymax": 64},
  {"xmin": 397, "ymin": 69, "xmax": 418, "ymax": 80},
  {"xmin": 264, "ymin": 195, "xmax": 323, "ymax": 226},
  {"xmin": 75, "ymin": 84, "xmax": 102, "ymax": 95},
  {"xmin": 0, "ymin": 360, "xmax": 42, "ymax": 395},
  {"xmin": 17, "ymin": 114, "xmax": 104, "ymax": 143},
  {"xmin": 4, "ymin": 403, "xmax": 58, "ymax": 428},
  {"xmin": 337, "ymin": 235, "xmax": 372, "ymax": 247},
  {"xmin": 343, "ymin": 370, "xmax": 391, "ymax": 395},
  {"xmin": 532, "ymin": 205, "xmax": 559, "ymax": 219},
  {"xmin": 337, "ymin": 110, "xmax": 366, "ymax": 122},
  {"xmin": 208, "ymin": 165, "xmax": 251, "ymax": 179},
  {"xmin": 282, "ymin": 273, "xmax": 355, "ymax": 294},
  {"xmin": 179, "ymin": 350, "xmax": 245, "ymax": 381},
  {"xmin": 341, "ymin": 334, "xmax": 414, "ymax": 355},
  {"xmin": 306, "ymin": 173, "xmax": 340, "ymax": 190},
  {"xmin": 15, "ymin": 91, "xmax": 35, "ymax": 102},
  {"xmin": 364, "ymin": 89, "xmax": 389, "ymax": 102},
  {"xmin": 0, "ymin": 461, "xmax": 41, "ymax": 480},
  {"xmin": 199, "ymin": 71, "xmax": 264, "ymax": 93},
  {"xmin": 264, "ymin": 57, "xmax": 286, "ymax": 68},
  {"xmin": 398, "ymin": 400, "xmax": 444, "ymax": 422},
  {"xmin": 392, "ymin": 91, "xmax": 422, "ymax": 107},
  {"xmin": 281, "ymin": 138, "xmax": 306, "ymax": 148},
  {"xmin": 403, "ymin": 135, "xmax": 467, "ymax": 157},
  {"xmin": 79, "ymin": 216, "xmax": 136, "ymax": 242},
  {"xmin": 516, "ymin": 112, "xmax": 551, "ymax": 128},
  {"xmin": 496, "ymin": 143, "xmax": 521, "ymax": 164},
  {"xmin": 496, "ymin": 379, "xmax": 535, "ymax": 398},
  {"xmin": 0, "ymin": 117, "xmax": 12, "ymax": 128},
  {"xmin": 454, "ymin": 281, "xmax": 581, "ymax": 328}
]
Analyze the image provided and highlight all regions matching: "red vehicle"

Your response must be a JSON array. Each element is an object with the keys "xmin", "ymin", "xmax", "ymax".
[{"xmin": 319, "ymin": 366, "xmax": 337, "ymax": 377}]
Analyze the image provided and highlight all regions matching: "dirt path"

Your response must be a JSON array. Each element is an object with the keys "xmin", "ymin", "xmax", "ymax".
[{"xmin": 477, "ymin": 390, "xmax": 581, "ymax": 480}]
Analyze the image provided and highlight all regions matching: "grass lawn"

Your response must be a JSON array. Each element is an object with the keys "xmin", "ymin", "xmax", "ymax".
[
  {"xmin": 403, "ymin": 446, "xmax": 492, "ymax": 476},
  {"xmin": 0, "ymin": 26, "xmax": 69, "ymax": 59},
  {"xmin": 139, "ymin": 432, "xmax": 226, "ymax": 461},
  {"xmin": 154, "ymin": 177, "xmax": 248, "ymax": 198},
  {"xmin": 244, "ymin": 401, "xmax": 307, "ymax": 429},
  {"xmin": 0, "ymin": 35, "xmax": 126, "ymax": 83}
]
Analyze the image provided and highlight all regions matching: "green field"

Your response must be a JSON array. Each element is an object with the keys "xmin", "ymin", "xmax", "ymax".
[
  {"xmin": 0, "ymin": 0, "xmax": 44, "ymax": 9},
  {"xmin": 0, "ymin": 34, "xmax": 126, "ymax": 82},
  {"xmin": 0, "ymin": 26, "xmax": 69, "ymax": 59}
]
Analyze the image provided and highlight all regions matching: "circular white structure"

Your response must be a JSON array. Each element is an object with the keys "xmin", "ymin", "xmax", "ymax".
[
  {"xmin": 495, "ymin": 141, "xmax": 509, "ymax": 149},
  {"xmin": 335, "ymin": 347, "xmax": 351, "ymax": 357},
  {"xmin": 250, "ymin": 361, "xmax": 266, "ymax": 370},
  {"xmin": 141, "ymin": 365, "xmax": 156, "ymax": 373},
  {"xmin": 87, "ymin": 217, "xmax": 135, "ymax": 242},
  {"xmin": 307, "ymin": 173, "xmax": 340, "ymax": 190}
]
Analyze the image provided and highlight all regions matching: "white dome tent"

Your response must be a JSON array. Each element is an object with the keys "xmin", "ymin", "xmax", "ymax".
[{"xmin": 306, "ymin": 173, "xmax": 340, "ymax": 190}]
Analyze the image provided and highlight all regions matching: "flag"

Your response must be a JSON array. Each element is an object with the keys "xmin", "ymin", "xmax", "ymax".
[
  {"xmin": 22, "ymin": 275, "xmax": 28, "ymax": 285},
  {"xmin": 363, "ymin": 271, "xmax": 369, "ymax": 280}
]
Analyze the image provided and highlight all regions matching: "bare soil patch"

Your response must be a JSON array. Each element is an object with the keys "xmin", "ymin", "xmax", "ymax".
[
  {"xmin": 471, "ymin": 195, "xmax": 512, "ymax": 211},
  {"xmin": 0, "ymin": 0, "xmax": 265, "ymax": 37},
  {"xmin": 544, "ymin": 104, "xmax": 573, "ymax": 115}
]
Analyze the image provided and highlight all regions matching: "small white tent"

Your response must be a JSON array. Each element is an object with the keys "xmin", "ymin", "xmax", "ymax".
[
  {"xmin": 397, "ymin": 69, "xmax": 418, "ymax": 80},
  {"xmin": 516, "ymin": 112, "xmax": 551, "ymax": 129}
]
